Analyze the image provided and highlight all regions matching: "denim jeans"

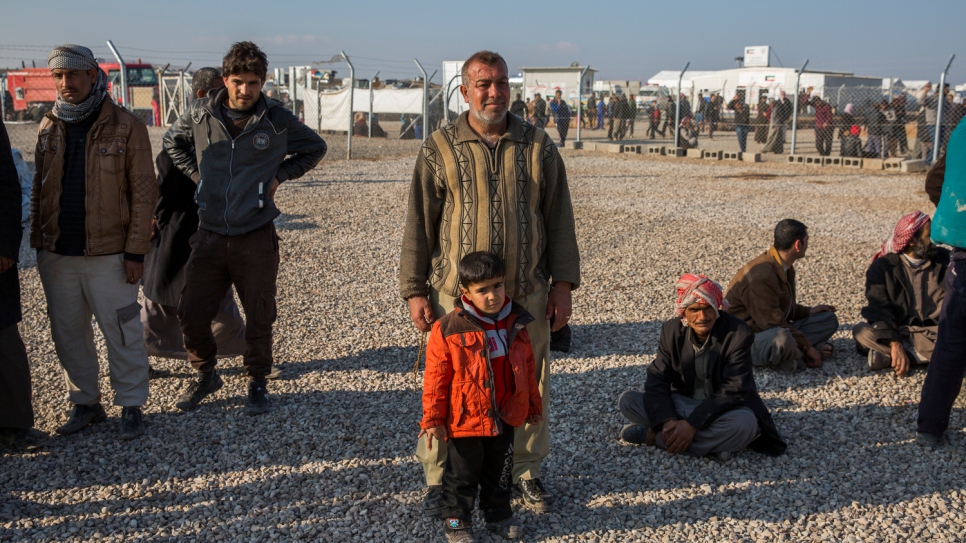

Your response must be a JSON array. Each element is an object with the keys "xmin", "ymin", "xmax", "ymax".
[
  {"xmin": 735, "ymin": 126, "xmax": 749, "ymax": 152},
  {"xmin": 917, "ymin": 248, "xmax": 966, "ymax": 438}
]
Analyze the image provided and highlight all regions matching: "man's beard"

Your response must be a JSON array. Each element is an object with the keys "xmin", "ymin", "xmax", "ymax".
[
  {"xmin": 909, "ymin": 236, "xmax": 935, "ymax": 260},
  {"xmin": 471, "ymin": 103, "xmax": 506, "ymax": 126}
]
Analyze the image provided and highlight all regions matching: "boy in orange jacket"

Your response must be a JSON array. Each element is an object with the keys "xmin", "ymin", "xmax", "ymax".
[{"xmin": 419, "ymin": 251, "xmax": 543, "ymax": 542}]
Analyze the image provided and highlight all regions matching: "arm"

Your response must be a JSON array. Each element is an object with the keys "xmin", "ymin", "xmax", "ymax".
[
  {"xmin": 420, "ymin": 323, "xmax": 453, "ymax": 430},
  {"xmin": 742, "ymin": 270, "xmax": 813, "ymax": 353},
  {"xmin": 123, "ymin": 120, "xmax": 159, "ymax": 259},
  {"xmin": 860, "ymin": 259, "xmax": 901, "ymax": 343},
  {"xmin": 685, "ymin": 326, "xmax": 754, "ymax": 430},
  {"xmin": 162, "ymin": 108, "xmax": 200, "ymax": 183},
  {"xmin": 275, "ymin": 109, "xmax": 327, "ymax": 183},
  {"xmin": 0, "ymin": 120, "xmax": 22, "ymax": 266},
  {"xmin": 540, "ymin": 139, "xmax": 581, "ymax": 289},
  {"xmin": 925, "ymin": 154, "xmax": 946, "ymax": 207},
  {"xmin": 399, "ymin": 145, "xmax": 445, "ymax": 300},
  {"xmin": 642, "ymin": 324, "xmax": 681, "ymax": 429}
]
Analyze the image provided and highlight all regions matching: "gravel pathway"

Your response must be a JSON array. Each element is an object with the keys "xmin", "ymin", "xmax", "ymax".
[{"xmin": 3, "ymin": 147, "xmax": 964, "ymax": 542}]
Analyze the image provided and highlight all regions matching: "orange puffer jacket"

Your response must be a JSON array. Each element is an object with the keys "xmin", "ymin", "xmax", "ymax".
[{"xmin": 420, "ymin": 301, "xmax": 542, "ymax": 438}]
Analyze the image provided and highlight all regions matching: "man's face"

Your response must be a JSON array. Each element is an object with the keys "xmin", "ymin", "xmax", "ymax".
[
  {"xmin": 224, "ymin": 71, "xmax": 264, "ymax": 110},
  {"xmin": 460, "ymin": 276, "xmax": 506, "ymax": 315},
  {"xmin": 460, "ymin": 60, "xmax": 510, "ymax": 127},
  {"xmin": 51, "ymin": 68, "xmax": 97, "ymax": 105},
  {"xmin": 685, "ymin": 304, "xmax": 717, "ymax": 338},
  {"xmin": 909, "ymin": 223, "xmax": 935, "ymax": 259},
  {"xmin": 554, "ymin": 91, "xmax": 562, "ymax": 101}
]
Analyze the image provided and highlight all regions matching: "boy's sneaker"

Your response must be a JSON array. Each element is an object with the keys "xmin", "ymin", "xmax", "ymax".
[
  {"xmin": 176, "ymin": 371, "xmax": 223, "ymax": 411},
  {"xmin": 56, "ymin": 403, "xmax": 107, "ymax": 435},
  {"xmin": 486, "ymin": 517, "xmax": 523, "ymax": 539},
  {"xmin": 515, "ymin": 478, "xmax": 553, "ymax": 513},
  {"xmin": 444, "ymin": 518, "xmax": 476, "ymax": 542},
  {"xmin": 868, "ymin": 350, "xmax": 891, "ymax": 371},
  {"xmin": 119, "ymin": 407, "xmax": 145, "ymax": 441},
  {"xmin": 423, "ymin": 485, "xmax": 443, "ymax": 516},
  {"xmin": 245, "ymin": 380, "xmax": 270, "ymax": 416}
]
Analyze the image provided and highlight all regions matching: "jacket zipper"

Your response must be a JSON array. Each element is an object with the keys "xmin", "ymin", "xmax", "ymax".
[
  {"xmin": 210, "ymin": 110, "xmax": 265, "ymax": 235},
  {"xmin": 482, "ymin": 339, "xmax": 501, "ymax": 435}
]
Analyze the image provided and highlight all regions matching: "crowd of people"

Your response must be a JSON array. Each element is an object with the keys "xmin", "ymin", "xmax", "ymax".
[{"xmin": 1, "ymin": 44, "xmax": 965, "ymax": 543}]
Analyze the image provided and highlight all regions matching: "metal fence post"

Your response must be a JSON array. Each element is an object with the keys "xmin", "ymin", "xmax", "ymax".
[
  {"xmin": 674, "ymin": 62, "xmax": 689, "ymax": 149},
  {"xmin": 368, "ymin": 71, "xmax": 379, "ymax": 139},
  {"xmin": 933, "ymin": 55, "xmax": 955, "ymax": 165},
  {"xmin": 444, "ymin": 73, "xmax": 460, "ymax": 126},
  {"xmin": 576, "ymin": 65, "xmax": 589, "ymax": 144},
  {"xmin": 341, "ymin": 51, "xmax": 354, "ymax": 160},
  {"xmin": 790, "ymin": 59, "xmax": 809, "ymax": 155},
  {"xmin": 106, "ymin": 40, "xmax": 128, "ymax": 110},
  {"xmin": 414, "ymin": 59, "xmax": 428, "ymax": 142}
]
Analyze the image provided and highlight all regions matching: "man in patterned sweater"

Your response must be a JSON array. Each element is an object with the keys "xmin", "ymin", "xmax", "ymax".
[{"xmin": 400, "ymin": 50, "xmax": 581, "ymax": 515}]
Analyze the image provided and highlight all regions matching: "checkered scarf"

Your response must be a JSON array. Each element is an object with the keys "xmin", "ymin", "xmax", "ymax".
[
  {"xmin": 675, "ymin": 273, "xmax": 729, "ymax": 318},
  {"xmin": 872, "ymin": 211, "xmax": 930, "ymax": 262},
  {"xmin": 47, "ymin": 44, "xmax": 109, "ymax": 123}
]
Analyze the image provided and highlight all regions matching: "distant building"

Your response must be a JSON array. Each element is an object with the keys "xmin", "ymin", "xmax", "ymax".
[{"xmin": 520, "ymin": 64, "xmax": 596, "ymax": 104}]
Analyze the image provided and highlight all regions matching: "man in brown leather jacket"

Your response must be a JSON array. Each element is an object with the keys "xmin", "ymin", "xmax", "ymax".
[{"xmin": 30, "ymin": 44, "xmax": 157, "ymax": 440}]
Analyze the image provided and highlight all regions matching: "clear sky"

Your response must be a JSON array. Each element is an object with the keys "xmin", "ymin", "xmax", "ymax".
[{"xmin": 3, "ymin": 0, "xmax": 963, "ymax": 85}]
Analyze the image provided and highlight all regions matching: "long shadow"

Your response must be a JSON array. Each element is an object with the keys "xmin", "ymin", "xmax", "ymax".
[
  {"xmin": 275, "ymin": 213, "xmax": 318, "ymax": 231},
  {"xmin": 566, "ymin": 321, "xmax": 663, "ymax": 358}
]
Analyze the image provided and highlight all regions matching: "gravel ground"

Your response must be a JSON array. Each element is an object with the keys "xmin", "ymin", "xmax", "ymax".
[{"xmin": 3, "ymin": 143, "xmax": 965, "ymax": 543}]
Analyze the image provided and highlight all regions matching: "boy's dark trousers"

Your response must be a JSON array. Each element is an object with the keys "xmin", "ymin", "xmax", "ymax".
[
  {"xmin": 440, "ymin": 426, "xmax": 515, "ymax": 524},
  {"xmin": 178, "ymin": 222, "xmax": 280, "ymax": 380}
]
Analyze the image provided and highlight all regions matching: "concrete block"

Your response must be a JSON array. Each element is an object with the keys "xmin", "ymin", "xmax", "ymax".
[
  {"xmin": 566, "ymin": 141, "xmax": 584, "ymax": 150},
  {"xmin": 787, "ymin": 155, "xmax": 806, "ymax": 164},
  {"xmin": 686, "ymin": 149, "xmax": 705, "ymax": 159},
  {"xmin": 900, "ymin": 159, "xmax": 927, "ymax": 173},
  {"xmin": 621, "ymin": 144, "xmax": 641, "ymax": 154},
  {"xmin": 842, "ymin": 157, "xmax": 863, "ymax": 168},
  {"xmin": 822, "ymin": 157, "xmax": 842, "ymax": 166},
  {"xmin": 667, "ymin": 147, "xmax": 686, "ymax": 157},
  {"xmin": 883, "ymin": 158, "xmax": 903, "ymax": 171},
  {"xmin": 602, "ymin": 144, "xmax": 623, "ymax": 153},
  {"xmin": 647, "ymin": 145, "xmax": 666, "ymax": 156},
  {"xmin": 722, "ymin": 151, "xmax": 742, "ymax": 161},
  {"xmin": 804, "ymin": 155, "xmax": 823, "ymax": 165},
  {"xmin": 862, "ymin": 158, "xmax": 884, "ymax": 170},
  {"xmin": 703, "ymin": 150, "xmax": 723, "ymax": 160},
  {"xmin": 740, "ymin": 153, "xmax": 761, "ymax": 163}
]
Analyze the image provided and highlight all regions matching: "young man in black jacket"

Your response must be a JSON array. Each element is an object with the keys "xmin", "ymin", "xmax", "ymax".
[
  {"xmin": 163, "ymin": 42, "xmax": 327, "ymax": 415},
  {"xmin": 618, "ymin": 274, "xmax": 786, "ymax": 459}
]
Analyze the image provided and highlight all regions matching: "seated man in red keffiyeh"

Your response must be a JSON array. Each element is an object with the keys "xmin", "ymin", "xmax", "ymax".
[
  {"xmin": 617, "ymin": 274, "xmax": 786, "ymax": 460},
  {"xmin": 853, "ymin": 211, "xmax": 949, "ymax": 375}
]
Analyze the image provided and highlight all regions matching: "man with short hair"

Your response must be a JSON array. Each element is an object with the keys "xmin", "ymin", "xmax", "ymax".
[
  {"xmin": 618, "ymin": 274, "xmax": 786, "ymax": 459},
  {"xmin": 627, "ymin": 94, "xmax": 637, "ymax": 137},
  {"xmin": 30, "ymin": 44, "xmax": 157, "ymax": 440},
  {"xmin": 853, "ymin": 211, "xmax": 947, "ymax": 376},
  {"xmin": 509, "ymin": 93, "xmax": 526, "ymax": 119},
  {"xmin": 401, "ymin": 50, "xmax": 580, "ymax": 515},
  {"xmin": 812, "ymin": 96, "xmax": 833, "ymax": 157},
  {"xmin": 531, "ymin": 93, "xmax": 548, "ymax": 129},
  {"xmin": 164, "ymin": 42, "xmax": 327, "ymax": 415},
  {"xmin": 725, "ymin": 219, "xmax": 839, "ymax": 372},
  {"xmin": 549, "ymin": 89, "xmax": 571, "ymax": 147},
  {"xmin": 141, "ymin": 67, "xmax": 247, "ymax": 372}
]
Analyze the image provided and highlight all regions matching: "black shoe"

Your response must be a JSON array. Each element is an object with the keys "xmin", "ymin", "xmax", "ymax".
[
  {"xmin": 423, "ymin": 485, "xmax": 443, "ymax": 517},
  {"xmin": 0, "ymin": 428, "xmax": 48, "ymax": 453},
  {"xmin": 119, "ymin": 407, "xmax": 145, "ymax": 441},
  {"xmin": 485, "ymin": 517, "xmax": 523, "ymax": 539},
  {"xmin": 175, "ymin": 372, "xmax": 223, "ymax": 411},
  {"xmin": 620, "ymin": 423, "xmax": 653, "ymax": 445},
  {"xmin": 148, "ymin": 366, "xmax": 172, "ymax": 379},
  {"xmin": 515, "ymin": 478, "xmax": 553, "ymax": 513},
  {"xmin": 245, "ymin": 380, "xmax": 270, "ymax": 416},
  {"xmin": 56, "ymin": 403, "xmax": 107, "ymax": 435},
  {"xmin": 916, "ymin": 432, "xmax": 948, "ymax": 450}
]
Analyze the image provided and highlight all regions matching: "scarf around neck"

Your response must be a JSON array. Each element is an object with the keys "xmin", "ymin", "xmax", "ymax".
[{"xmin": 52, "ymin": 69, "xmax": 109, "ymax": 123}]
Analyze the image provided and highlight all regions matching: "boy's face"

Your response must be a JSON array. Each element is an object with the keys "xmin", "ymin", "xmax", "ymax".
[{"xmin": 460, "ymin": 276, "xmax": 506, "ymax": 314}]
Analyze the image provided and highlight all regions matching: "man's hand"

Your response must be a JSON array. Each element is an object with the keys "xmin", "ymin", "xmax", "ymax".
[
  {"xmin": 891, "ymin": 341, "xmax": 911, "ymax": 376},
  {"xmin": 150, "ymin": 219, "xmax": 159, "ymax": 241},
  {"xmin": 546, "ymin": 281, "xmax": 572, "ymax": 332},
  {"xmin": 526, "ymin": 413, "xmax": 544, "ymax": 425},
  {"xmin": 408, "ymin": 296, "xmax": 435, "ymax": 333},
  {"xmin": 804, "ymin": 346, "xmax": 823, "ymax": 368},
  {"xmin": 661, "ymin": 419, "xmax": 697, "ymax": 455},
  {"xmin": 809, "ymin": 304, "xmax": 836, "ymax": 315},
  {"xmin": 417, "ymin": 426, "xmax": 447, "ymax": 451},
  {"xmin": 124, "ymin": 260, "xmax": 143, "ymax": 285},
  {"xmin": 268, "ymin": 178, "xmax": 280, "ymax": 199},
  {"xmin": 0, "ymin": 256, "xmax": 14, "ymax": 273}
]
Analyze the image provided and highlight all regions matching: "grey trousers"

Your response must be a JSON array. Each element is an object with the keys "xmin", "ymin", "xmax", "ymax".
[
  {"xmin": 142, "ymin": 292, "xmax": 246, "ymax": 360},
  {"xmin": 852, "ymin": 322, "xmax": 935, "ymax": 365},
  {"xmin": 0, "ymin": 324, "xmax": 33, "ymax": 429},
  {"xmin": 417, "ymin": 285, "xmax": 550, "ymax": 485},
  {"xmin": 37, "ymin": 252, "xmax": 149, "ymax": 407},
  {"xmin": 751, "ymin": 311, "xmax": 839, "ymax": 372},
  {"xmin": 618, "ymin": 391, "xmax": 759, "ymax": 457}
]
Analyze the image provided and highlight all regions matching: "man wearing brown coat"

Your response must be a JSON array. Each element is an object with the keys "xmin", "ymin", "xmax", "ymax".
[{"xmin": 725, "ymin": 219, "xmax": 838, "ymax": 372}]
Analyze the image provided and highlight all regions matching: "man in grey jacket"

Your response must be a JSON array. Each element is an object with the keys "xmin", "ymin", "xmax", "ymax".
[{"xmin": 163, "ymin": 42, "xmax": 326, "ymax": 415}]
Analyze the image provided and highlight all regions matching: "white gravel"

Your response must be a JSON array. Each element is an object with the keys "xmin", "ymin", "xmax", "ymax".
[{"xmin": 3, "ymin": 136, "xmax": 965, "ymax": 542}]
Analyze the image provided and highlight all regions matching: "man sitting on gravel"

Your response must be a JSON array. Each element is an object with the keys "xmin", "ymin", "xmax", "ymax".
[
  {"xmin": 853, "ymin": 211, "xmax": 947, "ymax": 376},
  {"xmin": 401, "ymin": 50, "xmax": 580, "ymax": 515},
  {"xmin": 725, "ymin": 219, "xmax": 839, "ymax": 372},
  {"xmin": 618, "ymin": 274, "xmax": 786, "ymax": 459},
  {"xmin": 163, "ymin": 42, "xmax": 327, "ymax": 415}
]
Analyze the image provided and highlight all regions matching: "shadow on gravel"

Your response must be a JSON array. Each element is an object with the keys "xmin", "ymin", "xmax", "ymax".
[
  {"xmin": 275, "ymin": 213, "xmax": 319, "ymax": 231},
  {"xmin": 566, "ymin": 321, "xmax": 663, "ymax": 358}
]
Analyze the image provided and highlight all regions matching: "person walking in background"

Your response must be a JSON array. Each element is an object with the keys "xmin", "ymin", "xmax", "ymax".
[
  {"xmin": 695, "ymin": 93, "xmax": 707, "ymax": 133},
  {"xmin": 728, "ymin": 95, "xmax": 750, "ymax": 153},
  {"xmin": 755, "ymin": 97, "xmax": 770, "ymax": 144},
  {"xmin": 627, "ymin": 94, "xmax": 637, "ymax": 137},
  {"xmin": 614, "ymin": 93, "xmax": 630, "ymax": 141},
  {"xmin": 607, "ymin": 94, "xmax": 617, "ymax": 140},
  {"xmin": 596, "ymin": 96, "xmax": 605, "ymax": 130},
  {"xmin": 892, "ymin": 93, "xmax": 908, "ymax": 155},
  {"xmin": 919, "ymin": 83, "xmax": 938, "ymax": 165},
  {"xmin": 865, "ymin": 101, "xmax": 887, "ymax": 159},
  {"xmin": 647, "ymin": 99, "xmax": 661, "ymax": 139},
  {"xmin": 839, "ymin": 103, "xmax": 862, "ymax": 157},
  {"xmin": 585, "ymin": 93, "xmax": 597, "ymax": 129},
  {"xmin": 707, "ymin": 93, "xmax": 721, "ymax": 140},
  {"xmin": 549, "ymin": 89, "xmax": 571, "ymax": 147},
  {"xmin": 812, "ymin": 96, "xmax": 833, "ymax": 157},
  {"xmin": 531, "ymin": 93, "xmax": 548, "ymax": 129},
  {"xmin": 661, "ymin": 96, "xmax": 675, "ymax": 137},
  {"xmin": 509, "ymin": 93, "xmax": 526, "ymax": 120},
  {"xmin": 763, "ymin": 91, "xmax": 792, "ymax": 153}
]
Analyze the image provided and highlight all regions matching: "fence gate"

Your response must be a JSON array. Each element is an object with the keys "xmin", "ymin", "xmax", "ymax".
[{"xmin": 158, "ymin": 71, "xmax": 192, "ymax": 127}]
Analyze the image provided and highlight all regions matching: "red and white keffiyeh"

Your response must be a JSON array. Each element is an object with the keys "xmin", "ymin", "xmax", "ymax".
[
  {"xmin": 872, "ymin": 211, "xmax": 930, "ymax": 261},
  {"xmin": 674, "ymin": 273, "xmax": 730, "ymax": 317}
]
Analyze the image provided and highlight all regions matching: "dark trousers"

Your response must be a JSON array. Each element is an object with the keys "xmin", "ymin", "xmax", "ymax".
[
  {"xmin": 627, "ymin": 119, "xmax": 635, "ymax": 136},
  {"xmin": 440, "ymin": 427, "xmax": 515, "ymax": 523},
  {"xmin": 815, "ymin": 128, "xmax": 833, "ymax": 156},
  {"xmin": 647, "ymin": 120, "xmax": 659, "ymax": 139},
  {"xmin": 0, "ymin": 324, "xmax": 33, "ymax": 429},
  {"xmin": 556, "ymin": 122, "xmax": 569, "ymax": 145},
  {"xmin": 607, "ymin": 117, "xmax": 615, "ymax": 139},
  {"xmin": 615, "ymin": 119, "xmax": 627, "ymax": 140},
  {"xmin": 918, "ymin": 249, "xmax": 966, "ymax": 438},
  {"xmin": 179, "ymin": 222, "xmax": 280, "ymax": 379}
]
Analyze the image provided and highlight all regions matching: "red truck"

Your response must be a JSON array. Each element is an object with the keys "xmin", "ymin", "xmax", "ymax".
[{"xmin": 5, "ymin": 62, "xmax": 157, "ymax": 121}]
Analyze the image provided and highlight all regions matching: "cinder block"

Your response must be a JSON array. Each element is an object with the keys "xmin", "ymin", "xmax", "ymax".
[
  {"xmin": 722, "ymin": 151, "xmax": 742, "ymax": 161},
  {"xmin": 883, "ymin": 158, "xmax": 903, "ymax": 171},
  {"xmin": 822, "ymin": 157, "xmax": 842, "ymax": 166},
  {"xmin": 621, "ymin": 144, "xmax": 641, "ymax": 154},
  {"xmin": 787, "ymin": 155, "xmax": 806, "ymax": 164},
  {"xmin": 900, "ymin": 159, "xmax": 927, "ymax": 173},
  {"xmin": 740, "ymin": 153, "xmax": 761, "ymax": 163},
  {"xmin": 686, "ymin": 149, "xmax": 705, "ymax": 159},
  {"xmin": 804, "ymin": 156, "xmax": 823, "ymax": 165},
  {"xmin": 566, "ymin": 141, "xmax": 584, "ymax": 150},
  {"xmin": 703, "ymin": 150, "xmax": 723, "ymax": 160},
  {"xmin": 647, "ymin": 145, "xmax": 666, "ymax": 156},
  {"xmin": 601, "ymin": 143, "xmax": 623, "ymax": 153},
  {"xmin": 667, "ymin": 147, "xmax": 686, "ymax": 157},
  {"xmin": 862, "ymin": 158, "xmax": 884, "ymax": 170},
  {"xmin": 843, "ymin": 157, "xmax": 863, "ymax": 168}
]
